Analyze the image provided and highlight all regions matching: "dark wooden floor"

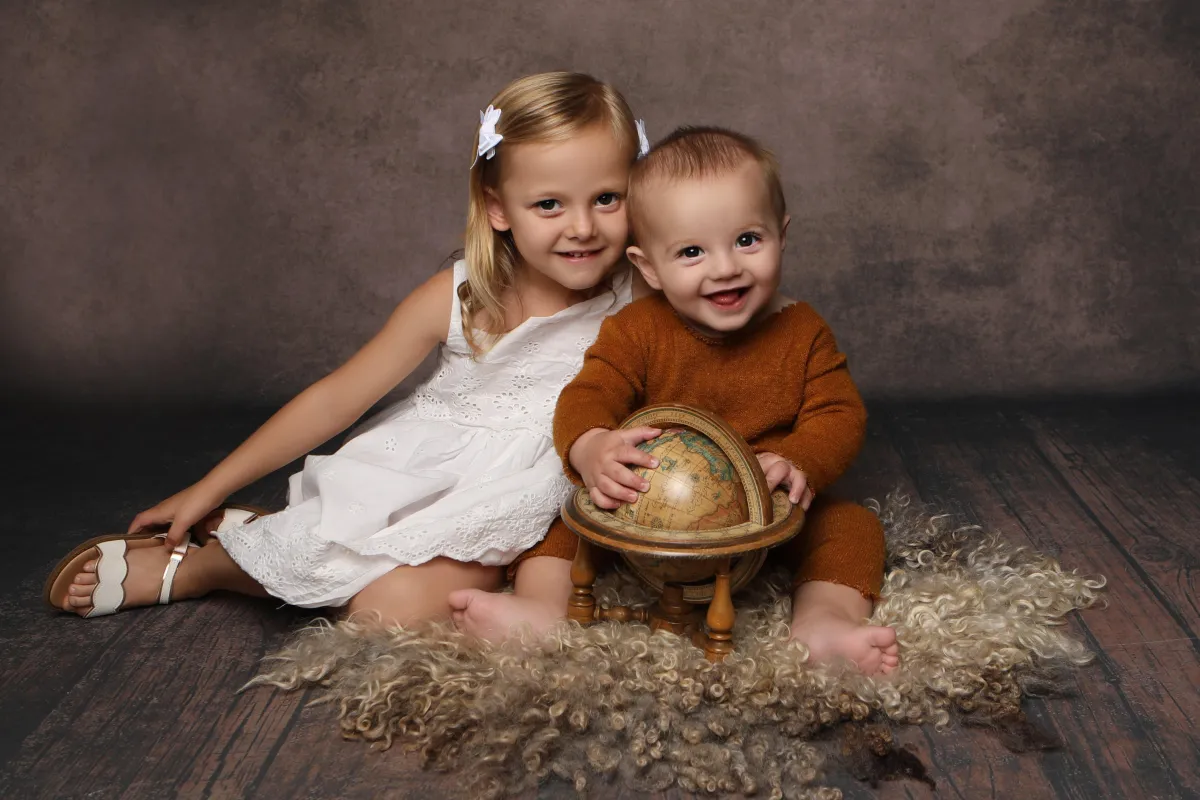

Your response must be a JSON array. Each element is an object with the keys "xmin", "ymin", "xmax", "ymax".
[{"xmin": 1, "ymin": 397, "xmax": 1197, "ymax": 799}]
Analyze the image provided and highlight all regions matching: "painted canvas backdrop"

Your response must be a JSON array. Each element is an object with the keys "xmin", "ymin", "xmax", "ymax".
[{"xmin": 3, "ymin": 0, "xmax": 1197, "ymax": 404}]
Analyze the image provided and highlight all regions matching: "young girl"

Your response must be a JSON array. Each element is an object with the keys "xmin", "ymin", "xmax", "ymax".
[{"xmin": 45, "ymin": 72, "xmax": 644, "ymax": 626}]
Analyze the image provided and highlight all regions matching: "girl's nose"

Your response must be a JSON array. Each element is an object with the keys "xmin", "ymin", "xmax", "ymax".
[{"xmin": 567, "ymin": 209, "xmax": 596, "ymax": 240}]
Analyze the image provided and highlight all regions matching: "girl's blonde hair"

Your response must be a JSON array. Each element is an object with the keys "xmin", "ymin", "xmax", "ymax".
[{"xmin": 462, "ymin": 72, "xmax": 639, "ymax": 351}]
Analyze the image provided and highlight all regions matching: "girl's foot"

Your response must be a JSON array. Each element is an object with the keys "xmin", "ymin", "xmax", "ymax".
[
  {"xmin": 447, "ymin": 589, "xmax": 566, "ymax": 641},
  {"xmin": 58, "ymin": 538, "xmax": 203, "ymax": 616},
  {"xmin": 790, "ymin": 608, "xmax": 899, "ymax": 675},
  {"xmin": 47, "ymin": 506, "xmax": 268, "ymax": 617}
]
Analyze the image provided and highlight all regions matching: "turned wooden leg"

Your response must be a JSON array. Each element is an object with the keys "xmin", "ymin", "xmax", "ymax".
[
  {"xmin": 703, "ymin": 557, "xmax": 736, "ymax": 661},
  {"xmin": 648, "ymin": 583, "xmax": 700, "ymax": 635},
  {"xmin": 567, "ymin": 537, "xmax": 598, "ymax": 625}
]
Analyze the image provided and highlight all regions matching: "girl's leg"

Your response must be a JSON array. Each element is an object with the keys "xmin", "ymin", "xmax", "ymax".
[
  {"xmin": 348, "ymin": 558, "xmax": 503, "ymax": 627},
  {"xmin": 63, "ymin": 539, "xmax": 268, "ymax": 615},
  {"xmin": 65, "ymin": 539, "xmax": 504, "ymax": 626}
]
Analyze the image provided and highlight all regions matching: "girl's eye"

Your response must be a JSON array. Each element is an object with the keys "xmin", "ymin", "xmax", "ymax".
[
  {"xmin": 679, "ymin": 246, "xmax": 703, "ymax": 259},
  {"xmin": 536, "ymin": 200, "xmax": 561, "ymax": 212},
  {"xmin": 736, "ymin": 232, "xmax": 762, "ymax": 248},
  {"xmin": 595, "ymin": 192, "xmax": 619, "ymax": 207}
]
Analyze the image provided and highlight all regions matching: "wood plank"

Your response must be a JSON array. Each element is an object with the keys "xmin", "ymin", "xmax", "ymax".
[
  {"xmin": 4, "ymin": 403, "xmax": 1196, "ymax": 799},
  {"xmin": 1021, "ymin": 406, "xmax": 1200, "ymax": 641},
  {"xmin": 831, "ymin": 411, "xmax": 1064, "ymax": 800},
  {"xmin": 0, "ymin": 598, "xmax": 303, "ymax": 798},
  {"xmin": 880, "ymin": 405, "xmax": 1199, "ymax": 800}
]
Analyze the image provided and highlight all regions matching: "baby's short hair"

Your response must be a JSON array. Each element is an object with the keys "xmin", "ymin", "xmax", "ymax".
[{"xmin": 627, "ymin": 126, "xmax": 787, "ymax": 240}]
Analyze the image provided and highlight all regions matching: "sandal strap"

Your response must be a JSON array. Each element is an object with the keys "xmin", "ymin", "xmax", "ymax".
[
  {"xmin": 77, "ymin": 507, "xmax": 242, "ymax": 617},
  {"xmin": 158, "ymin": 533, "xmax": 193, "ymax": 605},
  {"xmin": 86, "ymin": 539, "xmax": 130, "ymax": 618}
]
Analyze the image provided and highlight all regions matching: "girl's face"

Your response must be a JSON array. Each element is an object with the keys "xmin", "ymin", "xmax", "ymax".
[{"xmin": 485, "ymin": 123, "xmax": 632, "ymax": 297}]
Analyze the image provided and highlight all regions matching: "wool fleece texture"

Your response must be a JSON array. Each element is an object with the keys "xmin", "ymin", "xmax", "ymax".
[{"xmin": 248, "ymin": 494, "xmax": 1105, "ymax": 799}]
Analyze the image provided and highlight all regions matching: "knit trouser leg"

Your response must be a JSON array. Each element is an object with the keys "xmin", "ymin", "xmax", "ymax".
[
  {"xmin": 507, "ymin": 517, "xmax": 595, "ymax": 581},
  {"xmin": 775, "ymin": 495, "xmax": 885, "ymax": 601}
]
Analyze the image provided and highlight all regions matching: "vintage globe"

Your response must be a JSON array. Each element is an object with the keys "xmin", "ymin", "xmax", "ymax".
[
  {"xmin": 561, "ymin": 404, "xmax": 805, "ymax": 603},
  {"xmin": 614, "ymin": 427, "xmax": 750, "ymax": 531},
  {"xmin": 615, "ymin": 427, "xmax": 753, "ymax": 587}
]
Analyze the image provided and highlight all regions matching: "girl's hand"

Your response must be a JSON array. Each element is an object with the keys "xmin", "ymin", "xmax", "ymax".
[
  {"xmin": 569, "ymin": 427, "xmax": 662, "ymax": 509},
  {"xmin": 756, "ymin": 452, "xmax": 814, "ymax": 509},
  {"xmin": 127, "ymin": 480, "xmax": 228, "ymax": 548}
]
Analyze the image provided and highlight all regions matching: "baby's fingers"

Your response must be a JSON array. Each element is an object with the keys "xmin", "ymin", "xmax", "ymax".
[
  {"xmin": 619, "ymin": 426, "xmax": 661, "ymax": 446},
  {"xmin": 600, "ymin": 470, "xmax": 643, "ymax": 504},
  {"xmin": 589, "ymin": 486, "xmax": 624, "ymax": 510},
  {"xmin": 785, "ymin": 470, "xmax": 809, "ymax": 504},
  {"xmin": 621, "ymin": 445, "xmax": 659, "ymax": 471},
  {"xmin": 762, "ymin": 460, "xmax": 791, "ymax": 492}
]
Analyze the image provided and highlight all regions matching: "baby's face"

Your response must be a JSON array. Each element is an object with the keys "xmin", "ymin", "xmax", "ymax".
[{"xmin": 628, "ymin": 162, "xmax": 787, "ymax": 338}]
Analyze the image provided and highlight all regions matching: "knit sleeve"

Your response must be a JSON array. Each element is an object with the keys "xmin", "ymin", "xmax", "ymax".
[
  {"xmin": 751, "ymin": 309, "xmax": 867, "ymax": 494},
  {"xmin": 553, "ymin": 310, "xmax": 649, "ymax": 484}
]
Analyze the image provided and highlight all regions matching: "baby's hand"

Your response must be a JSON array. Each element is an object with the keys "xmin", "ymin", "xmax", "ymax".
[
  {"xmin": 756, "ymin": 452, "xmax": 814, "ymax": 509},
  {"xmin": 569, "ymin": 427, "xmax": 662, "ymax": 509}
]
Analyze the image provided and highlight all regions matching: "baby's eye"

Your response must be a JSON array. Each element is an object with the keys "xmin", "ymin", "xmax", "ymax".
[
  {"xmin": 736, "ymin": 232, "xmax": 762, "ymax": 248},
  {"xmin": 595, "ymin": 192, "xmax": 620, "ymax": 207},
  {"xmin": 678, "ymin": 245, "xmax": 703, "ymax": 259},
  {"xmin": 536, "ymin": 199, "xmax": 561, "ymax": 212}
]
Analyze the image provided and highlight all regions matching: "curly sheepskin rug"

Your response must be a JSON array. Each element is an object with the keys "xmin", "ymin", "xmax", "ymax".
[{"xmin": 248, "ymin": 494, "xmax": 1105, "ymax": 799}]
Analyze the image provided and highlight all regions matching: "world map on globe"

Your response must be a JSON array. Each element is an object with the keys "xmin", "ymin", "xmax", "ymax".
[{"xmin": 612, "ymin": 427, "xmax": 750, "ymax": 531}]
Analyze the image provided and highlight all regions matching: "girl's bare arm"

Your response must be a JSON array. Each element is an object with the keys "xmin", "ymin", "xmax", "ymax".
[
  {"xmin": 135, "ymin": 268, "xmax": 455, "ymax": 542},
  {"xmin": 203, "ymin": 268, "xmax": 454, "ymax": 495}
]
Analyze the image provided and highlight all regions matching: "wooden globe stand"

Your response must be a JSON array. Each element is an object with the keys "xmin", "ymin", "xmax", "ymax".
[
  {"xmin": 566, "ymin": 540, "xmax": 743, "ymax": 660},
  {"xmin": 561, "ymin": 405, "xmax": 806, "ymax": 662}
]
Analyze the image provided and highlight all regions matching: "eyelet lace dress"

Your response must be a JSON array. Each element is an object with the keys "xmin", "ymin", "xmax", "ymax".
[{"xmin": 215, "ymin": 262, "xmax": 633, "ymax": 607}]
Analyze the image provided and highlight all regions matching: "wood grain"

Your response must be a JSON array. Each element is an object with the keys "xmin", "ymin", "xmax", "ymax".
[{"xmin": 1, "ymin": 401, "xmax": 1195, "ymax": 799}]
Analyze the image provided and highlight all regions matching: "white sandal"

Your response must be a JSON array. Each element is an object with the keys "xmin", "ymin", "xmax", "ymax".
[{"xmin": 45, "ymin": 506, "xmax": 263, "ymax": 616}]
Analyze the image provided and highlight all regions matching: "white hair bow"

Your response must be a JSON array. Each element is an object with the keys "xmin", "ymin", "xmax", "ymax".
[
  {"xmin": 636, "ymin": 119, "xmax": 650, "ymax": 158},
  {"xmin": 472, "ymin": 105, "xmax": 503, "ymax": 167}
]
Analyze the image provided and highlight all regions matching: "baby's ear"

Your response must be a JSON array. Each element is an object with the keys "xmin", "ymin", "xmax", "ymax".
[
  {"xmin": 627, "ymin": 246, "xmax": 661, "ymax": 290},
  {"xmin": 484, "ymin": 188, "xmax": 511, "ymax": 232},
  {"xmin": 780, "ymin": 214, "xmax": 791, "ymax": 250}
]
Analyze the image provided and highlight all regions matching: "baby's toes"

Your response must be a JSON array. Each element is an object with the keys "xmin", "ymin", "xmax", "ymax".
[
  {"xmin": 72, "ymin": 572, "xmax": 98, "ymax": 587},
  {"xmin": 857, "ymin": 649, "xmax": 884, "ymax": 674},
  {"xmin": 866, "ymin": 625, "xmax": 898, "ymax": 649}
]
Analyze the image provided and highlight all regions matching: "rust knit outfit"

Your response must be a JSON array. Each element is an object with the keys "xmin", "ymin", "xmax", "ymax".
[{"xmin": 515, "ymin": 294, "xmax": 885, "ymax": 600}]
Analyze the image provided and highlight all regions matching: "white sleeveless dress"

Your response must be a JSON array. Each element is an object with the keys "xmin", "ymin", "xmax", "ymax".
[{"xmin": 216, "ymin": 262, "xmax": 633, "ymax": 607}]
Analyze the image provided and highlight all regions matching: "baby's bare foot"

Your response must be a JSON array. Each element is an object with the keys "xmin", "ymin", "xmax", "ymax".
[
  {"xmin": 791, "ymin": 609, "xmax": 900, "ymax": 675},
  {"xmin": 448, "ymin": 589, "xmax": 566, "ymax": 642}
]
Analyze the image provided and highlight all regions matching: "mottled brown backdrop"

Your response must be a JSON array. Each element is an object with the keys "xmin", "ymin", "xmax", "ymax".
[{"xmin": 3, "ymin": 0, "xmax": 1197, "ymax": 404}]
